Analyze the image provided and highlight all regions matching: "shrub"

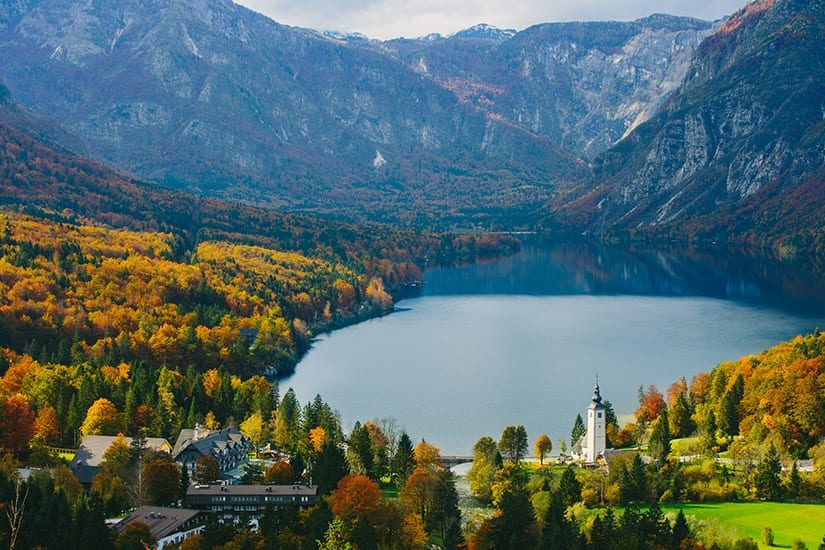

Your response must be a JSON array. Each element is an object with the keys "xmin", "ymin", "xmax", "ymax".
[{"xmin": 762, "ymin": 526, "xmax": 775, "ymax": 546}]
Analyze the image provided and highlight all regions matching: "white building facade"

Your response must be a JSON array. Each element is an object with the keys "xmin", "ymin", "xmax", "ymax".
[{"xmin": 580, "ymin": 381, "xmax": 607, "ymax": 463}]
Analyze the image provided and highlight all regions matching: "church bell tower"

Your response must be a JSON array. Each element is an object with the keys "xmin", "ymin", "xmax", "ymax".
[{"xmin": 585, "ymin": 378, "xmax": 606, "ymax": 463}]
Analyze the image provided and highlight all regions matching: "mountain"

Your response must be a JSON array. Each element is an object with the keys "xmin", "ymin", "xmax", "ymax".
[
  {"xmin": 560, "ymin": 0, "xmax": 825, "ymax": 252},
  {"xmin": 384, "ymin": 14, "xmax": 713, "ymax": 159},
  {"xmin": 451, "ymin": 24, "xmax": 517, "ymax": 41},
  {"xmin": 0, "ymin": 0, "xmax": 712, "ymax": 228},
  {"xmin": 0, "ymin": 0, "xmax": 585, "ymax": 228}
]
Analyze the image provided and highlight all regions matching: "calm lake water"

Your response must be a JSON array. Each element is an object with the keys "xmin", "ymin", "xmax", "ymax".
[{"xmin": 283, "ymin": 241, "xmax": 825, "ymax": 456}]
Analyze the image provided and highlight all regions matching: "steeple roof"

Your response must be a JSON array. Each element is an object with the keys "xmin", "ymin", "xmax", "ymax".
[{"xmin": 588, "ymin": 378, "xmax": 605, "ymax": 410}]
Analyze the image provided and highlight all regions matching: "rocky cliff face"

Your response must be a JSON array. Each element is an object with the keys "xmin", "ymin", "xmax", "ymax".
[
  {"xmin": 385, "ymin": 15, "xmax": 713, "ymax": 159},
  {"xmin": 570, "ymin": 0, "xmax": 825, "ymax": 239},
  {"xmin": 0, "ymin": 0, "xmax": 715, "ymax": 227},
  {"xmin": 0, "ymin": 0, "xmax": 585, "ymax": 227}
]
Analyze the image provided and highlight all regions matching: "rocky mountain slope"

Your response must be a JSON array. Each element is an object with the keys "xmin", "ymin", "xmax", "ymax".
[
  {"xmin": 383, "ymin": 14, "xmax": 712, "ymax": 159},
  {"xmin": 560, "ymin": 0, "xmax": 825, "ymax": 251},
  {"xmin": 0, "ymin": 0, "xmax": 711, "ymax": 227}
]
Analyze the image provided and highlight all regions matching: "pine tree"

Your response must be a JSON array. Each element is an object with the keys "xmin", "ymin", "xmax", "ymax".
[
  {"xmin": 392, "ymin": 432, "xmax": 415, "ymax": 487},
  {"xmin": 430, "ymin": 470, "xmax": 464, "ymax": 549},
  {"xmin": 648, "ymin": 410, "xmax": 671, "ymax": 467},
  {"xmin": 672, "ymin": 509, "xmax": 690, "ymax": 546},
  {"xmin": 315, "ymin": 440, "xmax": 348, "ymax": 496},
  {"xmin": 179, "ymin": 462, "xmax": 189, "ymax": 501},
  {"xmin": 558, "ymin": 466, "xmax": 582, "ymax": 507},
  {"xmin": 74, "ymin": 493, "xmax": 115, "ymax": 550},
  {"xmin": 754, "ymin": 443, "xmax": 784, "ymax": 501},
  {"xmin": 787, "ymin": 460, "xmax": 801, "ymax": 500},
  {"xmin": 571, "ymin": 414, "xmax": 585, "ymax": 445},
  {"xmin": 539, "ymin": 491, "xmax": 581, "ymax": 550}
]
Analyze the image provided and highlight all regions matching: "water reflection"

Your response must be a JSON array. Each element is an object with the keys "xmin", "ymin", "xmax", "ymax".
[
  {"xmin": 288, "ymin": 241, "xmax": 825, "ymax": 455},
  {"xmin": 425, "ymin": 240, "xmax": 825, "ymax": 316}
]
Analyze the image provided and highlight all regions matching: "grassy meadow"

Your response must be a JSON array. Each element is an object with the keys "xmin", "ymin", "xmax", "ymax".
[{"xmin": 660, "ymin": 502, "xmax": 825, "ymax": 549}]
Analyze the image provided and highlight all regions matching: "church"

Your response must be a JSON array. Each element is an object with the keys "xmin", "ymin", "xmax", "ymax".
[{"xmin": 571, "ymin": 380, "xmax": 607, "ymax": 463}]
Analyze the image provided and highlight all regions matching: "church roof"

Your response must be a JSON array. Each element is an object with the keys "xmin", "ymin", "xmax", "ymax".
[{"xmin": 588, "ymin": 381, "xmax": 605, "ymax": 410}]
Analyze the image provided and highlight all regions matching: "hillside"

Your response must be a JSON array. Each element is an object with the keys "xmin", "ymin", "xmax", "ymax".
[
  {"xmin": 695, "ymin": 329, "xmax": 825, "ymax": 457},
  {"xmin": 0, "ymin": 85, "xmax": 534, "ymax": 379},
  {"xmin": 0, "ymin": 90, "xmax": 520, "ymax": 268},
  {"xmin": 384, "ymin": 14, "xmax": 712, "ymax": 159},
  {"xmin": 556, "ymin": 0, "xmax": 825, "ymax": 253},
  {"xmin": 0, "ymin": 0, "xmax": 718, "ymax": 228},
  {"xmin": 0, "ymin": 0, "xmax": 588, "ymax": 228}
]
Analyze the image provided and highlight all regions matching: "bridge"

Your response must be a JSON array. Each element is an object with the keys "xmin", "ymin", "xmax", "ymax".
[{"xmin": 441, "ymin": 456, "xmax": 473, "ymax": 468}]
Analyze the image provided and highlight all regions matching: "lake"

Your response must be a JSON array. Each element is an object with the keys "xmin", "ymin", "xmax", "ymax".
[{"xmin": 283, "ymin": 241, "xmax": 825, "ymax": 456}]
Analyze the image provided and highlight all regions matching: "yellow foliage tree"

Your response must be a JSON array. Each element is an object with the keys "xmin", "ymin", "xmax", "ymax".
[
  {"xmin": 203, "ymin": 411, "xmax": 221, "ymax": 430},
  {"xmin": 413, "ymin": 441, "xmax": 442, "ymax": 468},
  {"xmin": 81, "ymin": 397, "xmax": 122, "ymax": 436},
  {"xmin": 240, "ymin": 412, "xmax": 266, "ymax": 456},
  {"xmin": 309, "ymin": 426, "xmax": 328, "ymax": 454},
  {"xmin": 203, "ymin": 369, "xmax": 221, "ymax": 400}
]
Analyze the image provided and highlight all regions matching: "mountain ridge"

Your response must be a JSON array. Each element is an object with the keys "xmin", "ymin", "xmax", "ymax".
[
  {"xmin": 0, "ymin": 0, "xmax": 711, "ymax": 227},
  {"xmin": 553, "ymin": 0, "xmax": 825, "ymax": 253}
]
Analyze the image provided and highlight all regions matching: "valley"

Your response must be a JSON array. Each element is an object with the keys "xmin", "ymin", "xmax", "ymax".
[{"xmin": 0, "ymin": 0, "xmax": 824, "ymax": 548}]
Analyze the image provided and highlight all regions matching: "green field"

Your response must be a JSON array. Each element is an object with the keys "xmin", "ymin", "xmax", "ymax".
[{"xmin": 661, "ymin": 502, "xmax": 825, "ymax": 549}]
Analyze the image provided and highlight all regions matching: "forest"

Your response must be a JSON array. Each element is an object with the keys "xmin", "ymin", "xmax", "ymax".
[
  {"xmin": 1, "ymin": 115, "xmax": 824, "ymax": 549},
  {"xmin": 1, "ymin": 214, "xmax": 825, "ymax": 549}
]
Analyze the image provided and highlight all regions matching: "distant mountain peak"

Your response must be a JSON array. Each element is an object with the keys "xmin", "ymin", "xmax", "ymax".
[
  {"xmin": 452, "ymin": 23, "xmax": 517, "ymax": 41},
  {"xmin": 321, "ymin": 30, "xmax": 372, "ymax": 43}
]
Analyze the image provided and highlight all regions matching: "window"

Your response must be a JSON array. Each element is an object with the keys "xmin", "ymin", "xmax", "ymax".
[{"xmin": 597, "ymin": 412, "xmax": 602, "ymax": 418}]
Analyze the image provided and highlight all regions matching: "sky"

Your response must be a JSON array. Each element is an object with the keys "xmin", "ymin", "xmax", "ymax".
[{"xmin": 234, "ymin": 0, "xmax": 749, "ymax": 40}]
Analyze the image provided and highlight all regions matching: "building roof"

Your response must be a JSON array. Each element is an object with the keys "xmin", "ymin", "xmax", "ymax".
[
  {"xmin": 115, "ymin": 506, "xmax": 206, "ymax": 541},
  {"xmin": 72, "ymin": 435, "xmax": 172, "ymax": 468},
  {"xmin": 186, "ymin": 483, "xmax": 318, "ymax": 498},
  {"xmin": 588, "ymin": 380, "xmax": 605, "ymax": 410},
  {"xmin": 70, "ymin": 435, "xmax": 172, "ymax": 484},
  {"xmin": 172, "ymin": 427, "xmax": 250, "ymax": 463}
]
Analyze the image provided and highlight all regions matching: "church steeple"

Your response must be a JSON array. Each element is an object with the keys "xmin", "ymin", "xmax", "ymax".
[
  {"xmin": 583, "ymin": 376, "xmax": 606, "ymax": 463},
  {"xmin": 591, "ymin": 377, "xmax": 603, "ymax": 405}
]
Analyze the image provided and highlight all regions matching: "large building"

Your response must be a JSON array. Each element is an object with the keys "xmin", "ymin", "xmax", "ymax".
[
  {"xmin": 172, "ymin": 426, "xmax": 252, "ymax": 477},
  {"xmin": 572, "ymin": 380, "xmax": 607, "ymax": 464},
  {"xmin": 114, "ymin": 506, "xmax": 208, "ymax": 549},
  {"xmin": 185, "ymin": 483, "xmax": 319, "ymax": 521}
]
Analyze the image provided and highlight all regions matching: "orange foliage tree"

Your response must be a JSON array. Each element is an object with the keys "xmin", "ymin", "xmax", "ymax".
[
  {"xmin": 329, "ymin": 474, "xmax": 383, "ymax": 528},
  {"xmin": 0, "ymin": 393, "xmax": 36, "ymax": 455},
  {"xmin": 264, "ymin": 461, "xmax": 295, "ymax": 485},
  {"xmin": 635, "ymin": 385, "xmax": 666, "ymax": 425}
]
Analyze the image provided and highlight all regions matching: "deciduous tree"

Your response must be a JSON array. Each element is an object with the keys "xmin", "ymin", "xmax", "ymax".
[
  {"xmin": 636, "ymin": 385, "xmax": 666, "ymax": 425},
  {"xmin": 81, "ymin": 397, "xmax": 121, "ymax": 436},
  {"xmin": 116, "ymin": 520, "xmax": 156, "ymax": 550},
  {"xmin": 309, "ymin": 426, "xmax": 328, "ymax": 454},
  {"xmin": 239, "ymin": 411, "xmax": 267, "ymax": 456},
  {"xmin": 413, "ymin": 440, "xmax": 442, "ymax": 468},
  {"xmin": 329, "ymin": 474, "xmax": 382, "ymax": 539},
  {"xmin": 194, "ymin": 455, "xmax": 220, "ymax": 485},
  {"xmin": 142, "ymin": 458, "xmax": 181, "ymax": 505},
  {"xmin": 400, "ymin": 467, "xmax": 437, "ymax": 529},
  {"xmin": 500, "ymin": 425, "xmax": 528, "ymax": 464},
  {"xmin": 0, "ymin": 393, "xmax": 35, "ymax": 456},
  {"xmin": 468, "ymin": 436, "xmax": 499, "ymax": 502},
  {"xmin": 264, "ymin": 461, "xmax": 295, "ymax": 484},
  {"xmin": 534, "ymin": 434, "xmax": 553, "ymax": 465}
]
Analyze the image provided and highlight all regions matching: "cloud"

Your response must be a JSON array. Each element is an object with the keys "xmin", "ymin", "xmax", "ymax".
[{"xmin": 236, "ymin": 0, "xmax": 747, "ymax": 39}]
